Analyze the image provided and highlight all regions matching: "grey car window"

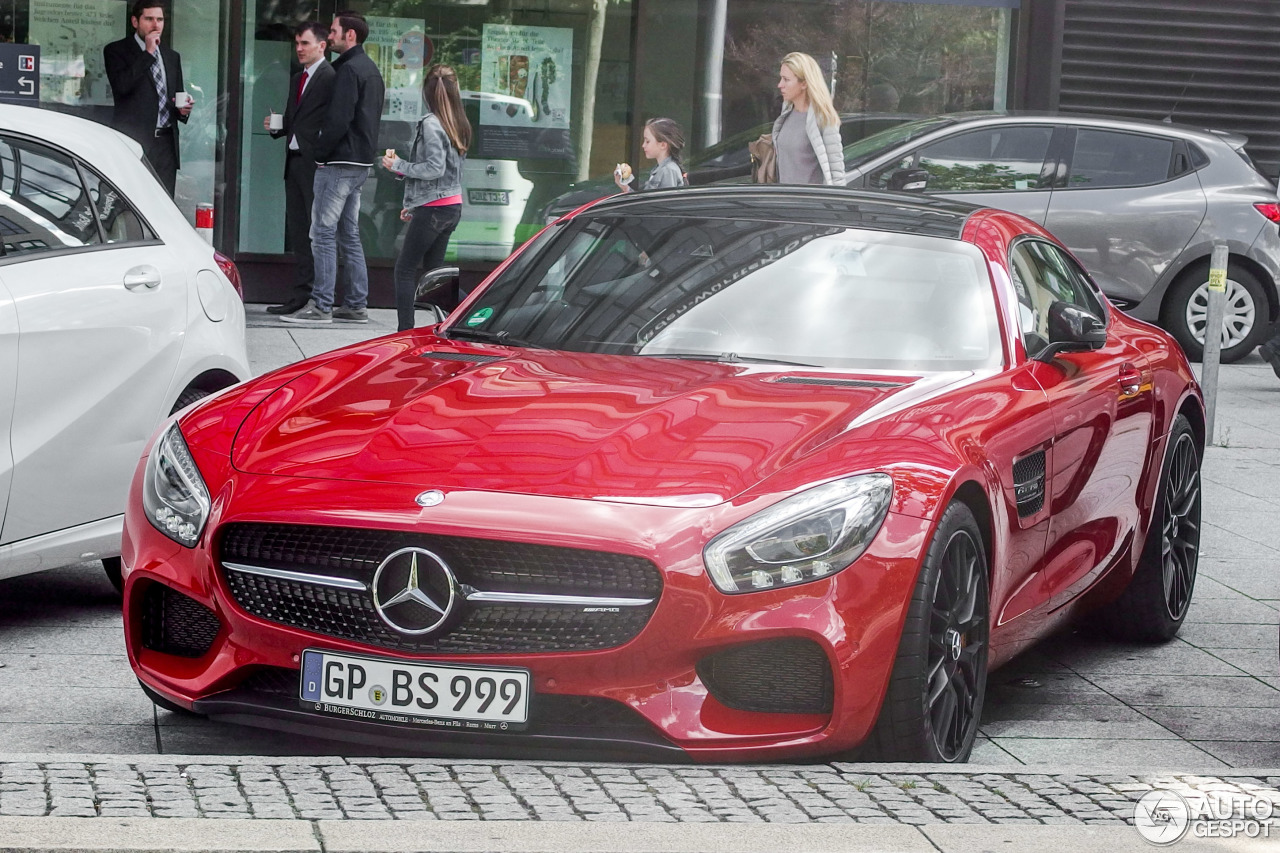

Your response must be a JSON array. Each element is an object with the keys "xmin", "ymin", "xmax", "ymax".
[
  {"xmin": 1067, "ymin": 130, "xmax": 1175, "ymax": 189},
  {"xmin": 0, "ymin": 136, "xmax": 101, "ymax": 257},
  {"xmin": 873, "ymin": 126, "xmax": 1053, "ymax": 192}
]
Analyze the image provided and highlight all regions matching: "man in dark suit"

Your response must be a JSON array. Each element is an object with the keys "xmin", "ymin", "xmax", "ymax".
[
  {"xmin": 263, "ymin": 22, "xmax": 335, "ymax": 315},
  {"xmin": 103, "ymin": 1, "xmax": 191, "ymax": 197}
]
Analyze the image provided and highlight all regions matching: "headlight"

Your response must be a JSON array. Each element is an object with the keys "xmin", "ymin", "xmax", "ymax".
[
  {"xmin": 703, "ymin": 474, "xmax": 892, "ymax": 594},
  {"xmin": 143, "ymin": 422, "xmax": 211, "ymax": 547}
]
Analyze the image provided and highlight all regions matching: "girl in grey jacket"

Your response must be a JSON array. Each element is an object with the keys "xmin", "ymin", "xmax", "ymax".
[
  {"xmin": 614, "ymin": 118, "xmax": 688, "ymax": 192},
  {"xmin": 773, "ymin": 52, "xmax": 845, "ymax": 186},
  {"xmin": 382, "ymin": 65, "xmax": 471, "ymax": 332}
]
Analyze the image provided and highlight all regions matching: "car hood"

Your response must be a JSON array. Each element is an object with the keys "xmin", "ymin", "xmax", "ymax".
[{"xmin": 230, "ymin": 341, "xmax": 923, "ymax": 507}]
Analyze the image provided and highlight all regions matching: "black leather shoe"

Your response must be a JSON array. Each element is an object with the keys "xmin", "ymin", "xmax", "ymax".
[
  {"xmin": 1260, "ymin": 340, "xmax": 1280, "ymax": 380},
  {"xmin": 266, "ymin": 300, "xmax": 307, "ymax": 315}
]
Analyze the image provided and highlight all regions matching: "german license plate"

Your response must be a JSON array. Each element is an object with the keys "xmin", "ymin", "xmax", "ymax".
[
  {"xmin": 299, "ymin": 649, "xmax": 530, "ymax": 731},
  {"xmin": 468, "ymin": 189, "xmax": 510, "ymax": 205}
]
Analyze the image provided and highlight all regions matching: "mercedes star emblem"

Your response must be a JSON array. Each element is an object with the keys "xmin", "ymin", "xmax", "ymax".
[{"xmin": 371, "ymin": 547, "xmax": 458, "ymax": 635}]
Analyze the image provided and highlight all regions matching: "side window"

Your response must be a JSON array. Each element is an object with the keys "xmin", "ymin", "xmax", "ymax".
[
  {"xmin": 1066, "ymin": 130, "xmax": 1175, "ymax": 189},
  {"xmin": 876, "ymin": 127, "xmax": 1053, "ymax": 192},
  {"xmin": 81, "ymin": 167, "xmax": 153, "ymax": 244},
  {"xmin": 1010, "ymin": 240, "xmax": 1105, "ymax": 357},
  {"xmin": 0, "ymin": 136, "xmax": 101, "ymax": 257}
]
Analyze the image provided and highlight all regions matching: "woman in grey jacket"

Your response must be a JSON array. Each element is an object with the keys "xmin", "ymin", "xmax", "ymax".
[
  {"xmin": 382, "ymin": 64, "xmax": 471, "ymax": 332},
  {"xmin": 772, "ymin": 52, "xmax": 845, "ymax": 186}
]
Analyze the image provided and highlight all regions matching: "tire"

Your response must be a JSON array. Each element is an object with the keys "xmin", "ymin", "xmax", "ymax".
[
  {"xmin": 169, "ymin": 385, "xmax": 211, "ymax": 416},
  {"xmin": 860, "ymin": 501, "xmax": 990, "ymax": 763},
  {"xmin": 1096, "ymin": 414, "xmax": 1201, "ymax": 642},
  {"xmin": 1162, "ymin": 261, "xmax": 1269, "ymax": 363},
  {"xmin": 102, "ymin": 557, "xmax": 123, "ymax": 595},
  {"xmin": 138, "ymin": 679, "xmax": 199, "ymax": 717}
]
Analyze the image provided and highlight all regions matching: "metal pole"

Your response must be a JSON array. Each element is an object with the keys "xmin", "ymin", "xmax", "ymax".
[{"xmin": 1202, "ymin": 243, "xmax": 1228, "ymax": 445}]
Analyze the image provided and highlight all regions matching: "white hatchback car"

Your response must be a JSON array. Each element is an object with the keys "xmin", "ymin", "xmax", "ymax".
[{"xmin": 0, "ymin": 105, "xmax": 249, "ymax": 590}]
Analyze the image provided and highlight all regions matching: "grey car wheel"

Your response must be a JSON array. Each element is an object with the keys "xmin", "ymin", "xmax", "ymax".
[{"xmin": 1165, "ymin": 263, "xmax": 1268, "ymax": 363}]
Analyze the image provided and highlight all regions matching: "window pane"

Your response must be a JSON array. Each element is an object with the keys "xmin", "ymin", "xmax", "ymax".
[
  {"xmin": 82, "ymin": 167, "xmax": 154, "ymax": 244},
  {"xmin": 0, "ymin": 137, "xmax": 100, "ymax": 256},
  {"xmin": 1068, "ymin": 130, "xmax": 1174, "ymax": 189},
  {"xmin": 916, "ymin": 127, "xmax": 1052, "ymax": 191},
  {"xmin": 463, "ymin": 215, "xmax": 1003, "ymax": 372}
]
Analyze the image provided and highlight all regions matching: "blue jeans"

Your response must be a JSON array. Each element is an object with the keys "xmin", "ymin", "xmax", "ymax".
[{"xmin": 310, "ymin": 164, "xmax": 370, "ymax": 312}]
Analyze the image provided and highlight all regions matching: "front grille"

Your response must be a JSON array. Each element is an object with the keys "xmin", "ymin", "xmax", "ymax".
[
  {"xmin": 697, "ymin": 638, "xmax": 833, "ymax": 714},
  {"xmin": 237, "ymin": 665, "xmax": 655, "ymax": 735},
  {"xmin": 140, "ymin": 582, "xmax": 222, "ymax": 658},
  {"xmin": 218, "ymin": 523, "xmax": 662, "ymax": 654}
]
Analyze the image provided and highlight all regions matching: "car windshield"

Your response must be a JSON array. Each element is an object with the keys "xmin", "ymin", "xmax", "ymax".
[
  {"xmin": 446, "ymin": 212, "xmax": 1002, "ymax": 372},
  {"xmin": 844, "ymin": 116, "xmax": 957, "ymax": 170}
]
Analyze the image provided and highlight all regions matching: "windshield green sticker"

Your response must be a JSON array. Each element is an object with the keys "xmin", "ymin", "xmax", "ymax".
[{"xmin": 465, "ymin": 307, "xmax": 493, "ymax": 327}]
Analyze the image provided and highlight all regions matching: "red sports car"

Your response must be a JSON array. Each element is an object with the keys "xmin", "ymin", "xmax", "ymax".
[{"xmin": 122, "ymin": 187, "xmax": 1203, "ymax": 763}]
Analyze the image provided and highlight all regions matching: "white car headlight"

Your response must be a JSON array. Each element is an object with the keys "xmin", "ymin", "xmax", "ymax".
[
  {"xmin": 703, "ymin": 474, "xmax": 893, "ymax": 594},
  {"xmin": 143, "ymin": 422, "xmax": 211, "ymax": 547}
]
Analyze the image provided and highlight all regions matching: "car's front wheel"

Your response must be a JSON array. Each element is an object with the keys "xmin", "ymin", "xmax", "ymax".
[
  {"xmin": 1096, "ymin": 414, "xmax": 1201, "ymax": 642},
  {"xmin": 861, "ymin": 501, "xmax": 990, "ymax": 762},
  {"xmin": 1163, "ymin": 261, "xmax": 1269, "ymax": 363}
]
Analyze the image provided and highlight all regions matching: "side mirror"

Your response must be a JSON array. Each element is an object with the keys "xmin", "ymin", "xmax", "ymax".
[
  {"xmin": 415, "ymin": 266, "xmax": 459, "ymax": 309},
  {"xmin": 888, "ymin": 168, "xmax": 930, "ymax": 192},
  {"xmin": 1035, "ymin": 301, "xmax": 1107, "ymax": 361}
]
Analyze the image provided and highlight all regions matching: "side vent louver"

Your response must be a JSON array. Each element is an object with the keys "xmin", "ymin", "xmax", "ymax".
[
  {"xmin": 1012, "ymin": 451, "xmax": 1046, "ymax": 518},
  {"xmin": 771, "ymin": 376, "xmax": 906, "ymax": 389},
  {"xmin": 421, "ymin": 351, "xmax": 504, "ymax": 364}
]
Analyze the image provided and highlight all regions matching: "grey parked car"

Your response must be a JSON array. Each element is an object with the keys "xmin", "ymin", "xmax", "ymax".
[{"xmin": 841, "ymin": 113, "xmax": 1280, "ymax": 362}]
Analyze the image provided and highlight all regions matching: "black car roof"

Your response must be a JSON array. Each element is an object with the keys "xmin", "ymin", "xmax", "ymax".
[{"xmin": 579, "ymin": 186, "xmax": 977, "ymax": 240}]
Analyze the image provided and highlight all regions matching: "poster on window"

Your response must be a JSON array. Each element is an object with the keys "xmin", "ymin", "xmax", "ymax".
[
  {"xmin": 366, "ymin": 16, "xmax": 427, "ymax": 122},
  {"xmin": 29, "ymin": 0, "xmax": 122, "ymax": 106},
  {"xmin": 478, "ymin": 24, "xmax": 573, "ymax": 160}
]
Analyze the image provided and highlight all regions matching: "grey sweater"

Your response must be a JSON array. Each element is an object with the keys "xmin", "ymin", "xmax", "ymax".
[{"xmin": 771, "ymin": 102, "xmax": 845, "ymax": 186}]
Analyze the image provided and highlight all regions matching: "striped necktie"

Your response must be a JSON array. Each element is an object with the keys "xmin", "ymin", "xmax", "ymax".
[{"xmin": 150, "ymin": 50, "xmax": 171, "ymax": 128}]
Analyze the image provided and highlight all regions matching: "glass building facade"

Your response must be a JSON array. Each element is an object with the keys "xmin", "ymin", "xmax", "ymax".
[{"xmin": 4, "ymin": 0, "xmax": 1019, "ymax": 302}]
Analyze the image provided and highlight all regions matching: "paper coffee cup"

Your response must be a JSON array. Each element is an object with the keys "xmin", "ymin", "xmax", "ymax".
[
  {"xmin": 176, "ymin": 91, "xmax": 194, "ymax": 109},
  {"xmin": 268, "ymin": 113, "xmax": 283, "ymax": 131}
]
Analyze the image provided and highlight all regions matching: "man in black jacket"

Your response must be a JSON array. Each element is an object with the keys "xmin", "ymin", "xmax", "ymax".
[
  {"xmin": 282, "ymin": 10, "xmax": 384, "ymax": 326},
  {"xmin": 263, "ymin": 21, "xmax": 335, "ymax": 315},
  {"xmin": 103, "ymin": 1, "xmax": 192, "ymax": 197}
]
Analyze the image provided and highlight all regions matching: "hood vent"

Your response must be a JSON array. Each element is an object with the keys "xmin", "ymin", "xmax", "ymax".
[
  {"xmin": 771, "ymin": 376, "xmax": 906, "ymax": 389},
  {"xmin": 421, "ymin": 351, "xmax": 505, "ymax": 364}
]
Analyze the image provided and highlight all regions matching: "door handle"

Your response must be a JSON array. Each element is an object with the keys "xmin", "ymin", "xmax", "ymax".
[
  {"xmin": 123, "ymin": 265, "xmax": 161, "ymax": 290},
  {"xmin": 1118, "ymin": 363, "xmax": 1143, "ymax": 397}
]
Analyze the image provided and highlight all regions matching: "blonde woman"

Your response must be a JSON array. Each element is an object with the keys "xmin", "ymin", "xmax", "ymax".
[
  {"xmin": 382, "ymin": 64, "xmax": 472, "ymax": 331},
  {"xmin": 773, "ymin": 52, "xmax": 845, "ymax": 186}
]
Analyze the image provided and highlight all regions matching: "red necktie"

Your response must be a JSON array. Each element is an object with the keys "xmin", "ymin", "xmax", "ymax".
[{"xmin": 295, "ymin": 70, "xmax": 308, "ymax": 105}]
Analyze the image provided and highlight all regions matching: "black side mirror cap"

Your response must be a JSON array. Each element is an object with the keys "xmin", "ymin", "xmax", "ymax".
[
  {"xmin": 1035, "ymin": 301, "xmax": 1107, "ymax": 361},
  {"xmin": 888, "ymin": 168, "xmax": 930, "ymax": 192},
  {"xmin": 415, "ymin": 266, "xmax": 460, "ymax": 309}
]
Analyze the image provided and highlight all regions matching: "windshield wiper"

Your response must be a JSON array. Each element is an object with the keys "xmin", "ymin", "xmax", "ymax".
[
  {"xmin": 644, "ymin": 351, "xmax": 820, "ymax": 368},
  {"xmin": 443, "ymin": 327, "xmax": 540, "ymax": 349}
]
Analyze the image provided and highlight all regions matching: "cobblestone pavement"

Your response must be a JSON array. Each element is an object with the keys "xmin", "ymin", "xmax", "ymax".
[{"xmin": 0, "ymin": 759, "xmax": 1277, "ymax": 826}]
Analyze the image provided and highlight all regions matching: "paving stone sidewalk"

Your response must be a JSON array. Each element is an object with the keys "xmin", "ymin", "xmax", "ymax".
[{"xmin": 1, "ymin": 759, "xmax": 1277, "ymax": 828}]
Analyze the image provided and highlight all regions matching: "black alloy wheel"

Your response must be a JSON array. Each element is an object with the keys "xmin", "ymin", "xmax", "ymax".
[
  {"xmin": 926, "ymin": 525, "xmax": 989, "ymax": 761},
  {"xmin": 860, "ymin": 501, "xmax": 989, "ymax": 763},
  {"xmin": 1097, "ymin": 413, "xmax": 1201, "ymax": 642},
  {"xmin": 1159, "ymin": 429, "xmax": 1201, "ymax": 622}
]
